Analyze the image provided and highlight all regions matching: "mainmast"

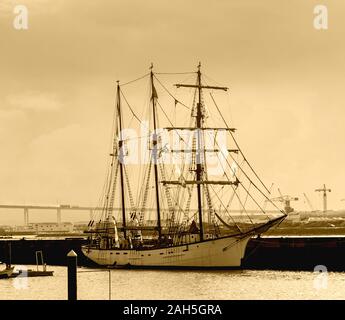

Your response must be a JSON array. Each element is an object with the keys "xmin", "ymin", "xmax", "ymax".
[
  {"xmin": 150, "ymin": 65, "xmax": 162, "ymax": 239},
  {"xmin": 117, "ymin": 81, "xmax": 127, "ymax": 239},
  {"xmin": 155, "ymin": 63, "xmax": 236, "ymax": 242},
  {"xmin": 163, "ymin": 62, "xmax": 229, "ymax": 242},
  {"xmin": 195, "ymin": 63, "xmax": 204, "ymax": 241}
]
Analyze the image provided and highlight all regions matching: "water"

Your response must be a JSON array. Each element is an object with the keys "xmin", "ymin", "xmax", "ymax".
[{"xmin": 1, "ymin": 265, "xmax": 345, "ymax": 300}]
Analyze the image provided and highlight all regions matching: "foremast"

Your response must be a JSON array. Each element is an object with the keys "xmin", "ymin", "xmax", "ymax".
[{"xmin": 101, "ymin": 81, "xmax": 128, "ymax": 246}]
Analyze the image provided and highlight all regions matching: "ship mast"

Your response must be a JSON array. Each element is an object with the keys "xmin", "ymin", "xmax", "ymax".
[
  {"xmin": 150, "ymin": 65, "xmax": 162, "ymax": 239},
  {"xmin": 117, "ymin": 81, "xmax": 127, "ymax": 239},
  {"xmin": 163, "ymin": 62, "xmax": 229, "ymax": 242},
  {"xmin": 195, "ymin": 63, "xmax": 204, "ymax": 241}
]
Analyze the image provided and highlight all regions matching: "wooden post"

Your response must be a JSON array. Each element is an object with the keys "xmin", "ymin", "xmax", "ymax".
[
  {"xmin": 109, "ymin": 269, "xmax": 111, "ymax": 300},
  {"xmin": 67, "ymin": 250, "xmax": 77, "ymax": 300}
]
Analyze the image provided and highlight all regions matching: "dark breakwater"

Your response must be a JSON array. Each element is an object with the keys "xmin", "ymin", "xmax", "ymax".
[
  {"xmin": 0, "ymin": 237, "xmax": 96, "ymax": 267},
  {"xmin": 1, "ymin": 236, "xmax": 345, "ymax": 270},
  {"xmin": 243, "ymin": 236, "xmax": 345, "ymax": 271}
]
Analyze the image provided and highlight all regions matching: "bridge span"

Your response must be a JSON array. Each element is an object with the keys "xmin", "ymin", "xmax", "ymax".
[
  {"xmin": 0, "ymin": 204, "xmax": 281, "ymax": 225},
  {"xmin": 0, "ymin": 204, "xmax": 109, "ymax": 225}
]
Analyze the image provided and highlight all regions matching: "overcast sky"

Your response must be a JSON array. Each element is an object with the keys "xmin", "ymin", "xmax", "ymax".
[{"xmin": 1, "ymin": 0, "xmax": 345, "ymax": 224}]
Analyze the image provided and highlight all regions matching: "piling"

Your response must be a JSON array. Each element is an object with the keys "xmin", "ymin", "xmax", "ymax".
[
  {"xmin": 67, "ymin": 250, "xmax": 77, "ymax": 300},
  {"xmin": 109, "ymin": 269, "xmax": 112, "ymax": 300}
]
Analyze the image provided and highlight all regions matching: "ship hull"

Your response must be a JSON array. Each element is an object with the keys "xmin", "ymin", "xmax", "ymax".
[{"xmin": 81, "ymin": 235, "xmax": 251, "ymax": 268}]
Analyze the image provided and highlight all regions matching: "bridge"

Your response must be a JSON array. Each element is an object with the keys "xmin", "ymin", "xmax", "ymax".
[
  {"xmin": 0, "ymin": 204, "xmax": 281, "ymax": 225},
  {"xmin": 0, "ymin": 204, "xmax": 107, "ymax": 225}
]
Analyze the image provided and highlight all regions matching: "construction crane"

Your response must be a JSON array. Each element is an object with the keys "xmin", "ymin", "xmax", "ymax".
[
  {"xmin": 315, "ymin": 184, "xmax": 331, "ymax": 212},
  {"xmin": 269, "ymin": 188, "xmax": 299, "ymax": 214},
  {"xmin": 303, "ymin": 193, "xmax": 315, "ymax": 211}
]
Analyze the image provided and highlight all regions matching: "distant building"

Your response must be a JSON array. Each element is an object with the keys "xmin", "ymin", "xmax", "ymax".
[
  {"xmin": 13, "ymin": 225, "xmax": 35, "ymax": 232},
  {"xmin": 30, "ymin": 222, "xmax": 74, "ymax": 234},
  {"xmin": 0, "ymin": 225, "xmax": 12, "ymax": 234}
]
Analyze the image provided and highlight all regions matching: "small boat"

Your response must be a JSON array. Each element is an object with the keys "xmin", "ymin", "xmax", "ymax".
[
  {"xmin": 18, "ymin": 268, "xmax": 54, "ymax": 277},
  {"xmin": 0, "ymin": 241, "xmax": 15, "ymax": 279},
  {"xmin": 0, "ymin": 265, "xmax": 14, "ymax": 279},
  {"xmin": 17, "ymin": 251, "xmax": 54, "ymax": 277}
]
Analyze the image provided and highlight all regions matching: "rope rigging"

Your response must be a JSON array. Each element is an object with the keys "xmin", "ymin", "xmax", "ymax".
[
  {"xmin": 119, "ymin": 72, "xmax": 150, "ymax": 87},
  {"xmin": 120, "ymin": 89, "xmax": 142, "ymax": 124},
  {"xmin": 155, "ymin": 71, "xmax": 196, "ymax": 75},
  {"xmin": 209, "ymin": 92, "xmax": 272, "ymax": 194},
  {"xmin": 153, "ymin": 74, "xmax": 191, "ymax": 110}
]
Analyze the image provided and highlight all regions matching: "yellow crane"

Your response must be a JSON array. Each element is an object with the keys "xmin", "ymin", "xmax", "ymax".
[
  {"xmin": 270, "ymin": 188, "xmax": 299, "ymax": 214},
  {"xmin": 315, "ymin": 184, "xmax": 331, "ymax": 212},
  {"xmin": 303, "ymin": 193, "xmax": 315, "ymax": 211}
]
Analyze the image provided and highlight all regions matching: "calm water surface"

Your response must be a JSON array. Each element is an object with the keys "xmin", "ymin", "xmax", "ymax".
[{"xmin": 1, "ymin": 265, "xmax": 344, "ymax": 300}]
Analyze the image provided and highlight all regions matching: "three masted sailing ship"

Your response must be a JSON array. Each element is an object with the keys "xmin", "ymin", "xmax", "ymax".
[{"xmin": 82, "ymin": 64, "xmax": 286, "ymax": 268}]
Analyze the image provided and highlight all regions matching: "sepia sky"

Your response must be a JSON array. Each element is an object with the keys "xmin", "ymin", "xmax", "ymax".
[{"xmin": 1, "ymin": 0, "xmax": 345, "ymax": 224}]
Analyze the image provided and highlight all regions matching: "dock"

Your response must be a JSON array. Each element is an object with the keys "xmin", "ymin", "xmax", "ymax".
[{"xmin": 13, "ymin": 269, "xmax": 54, "ymax": 277}]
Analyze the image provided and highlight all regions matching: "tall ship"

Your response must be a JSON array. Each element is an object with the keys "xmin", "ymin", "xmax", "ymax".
[{"xmin": 82, "ymin": 64, "xmax": 286, "ymax": 268}]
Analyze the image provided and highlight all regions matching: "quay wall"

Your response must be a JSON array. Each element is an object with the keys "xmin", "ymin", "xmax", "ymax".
[{"xmin": 1, "ymin": 236, "xmax": 345, "ymax": 270}]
